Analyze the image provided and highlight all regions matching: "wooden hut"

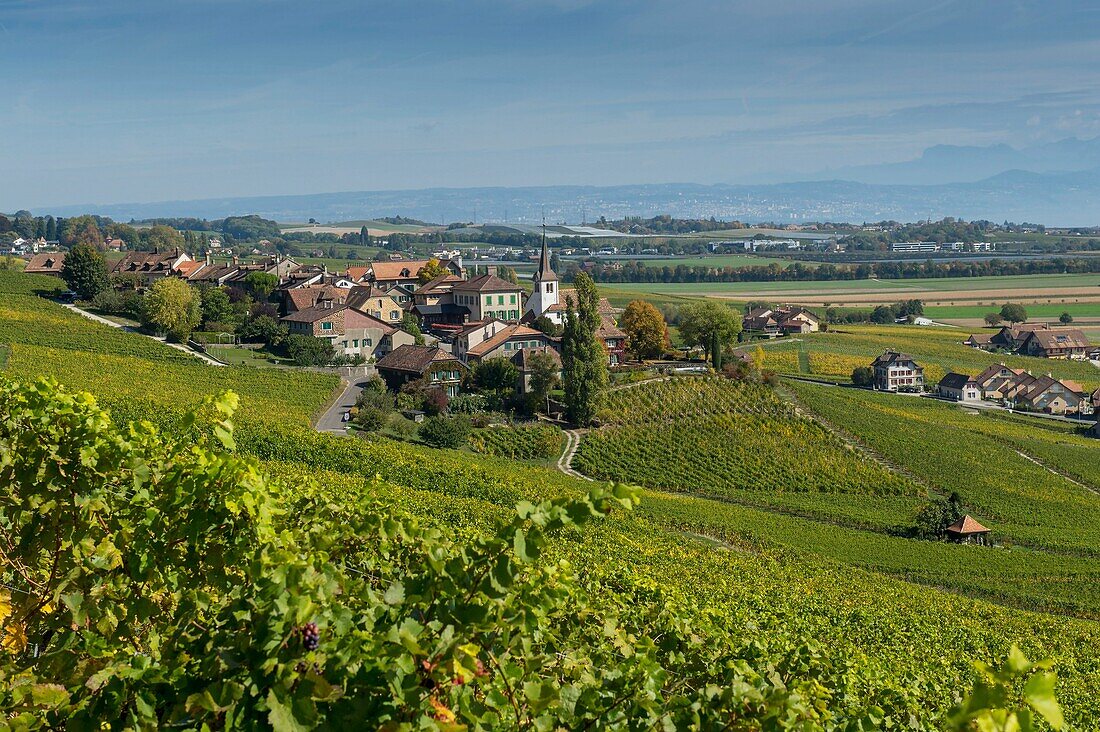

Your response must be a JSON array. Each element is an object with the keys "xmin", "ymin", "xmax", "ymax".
[{"xmin": 945, "ymin": 515, "xmax": 991, "ymax": 545}]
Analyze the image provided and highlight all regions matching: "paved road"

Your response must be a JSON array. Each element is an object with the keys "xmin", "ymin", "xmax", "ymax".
[
  {"xmin": 62, "ymin": 303, "xmax": 225, "ymax": 367},
  {"xmin": 315, "ymin": 378, "xmax": 368, "ymax": 433}
]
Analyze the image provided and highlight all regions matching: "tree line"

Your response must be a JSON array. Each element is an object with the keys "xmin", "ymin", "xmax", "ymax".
[{"xmin": 570, "ymin": 256, "xmax": 1100, "ymax": 284}]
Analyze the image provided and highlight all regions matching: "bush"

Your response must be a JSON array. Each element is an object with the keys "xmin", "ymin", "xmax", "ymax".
[
  {"xmin": 423, "ymin": 388, "xmax": 449, "ymax": 416},
  {"xmin": 419, "ymin": 415, "xmax": 471, "ymax": 449},
  {"xmin": 286, "ymin": 334, "xmax": 335, "ymax": 366},
  {"xmin": 449, "ymin": 393, "xmax": 489, "ymax": 415},
  {"xmin": 851, "ymin": 366, "xmax": 874, "ymax": 387}
]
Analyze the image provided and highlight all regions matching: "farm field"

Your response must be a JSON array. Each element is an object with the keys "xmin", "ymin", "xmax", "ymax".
[
  {"xmin": 923, "ymin": 302, "xmax": 1100, "ymax": 323},
  {"xmin": 600, "ymin": 272, "xmax": 1100, "ymax": 306},
  {"xmin": 280, "ymin": 219, "xmax": 439, "ymax": 236},
  {"xmin": 757, "ymin": 324, "xmax": 1100, "ymax": 391},
  {"xmin": 7, "ymin": 270, "xmax": 1100, "ymax": 723},
  {"xmin": 595, "ymin": 254, "xmax": 797, "ymax": 269}
]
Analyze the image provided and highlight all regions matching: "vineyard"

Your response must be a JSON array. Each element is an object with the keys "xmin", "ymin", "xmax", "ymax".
[
  {"xmin": 468, "ymin": 424, "xmax": 564, "ymax": 461},
  {"xmin": 5, "ymin": 270, "xmax": 1100, "ymax": 726}
]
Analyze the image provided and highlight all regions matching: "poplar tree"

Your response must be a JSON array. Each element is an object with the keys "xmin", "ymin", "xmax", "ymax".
[{"xmin": 561, "ymin": 272, "xmax": 608, "ymax": 425}]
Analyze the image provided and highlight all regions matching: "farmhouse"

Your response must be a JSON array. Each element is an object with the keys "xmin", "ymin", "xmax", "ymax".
[
  {"xmin": 973, "ymin": 364, "xmax": 1026, "ymax": 399},
  {"xmin": 937, "ymin": 373, "xmax": 981, "ymax": 402},
  {"xmin": 111, "ymin": 249, "xmax": 193, "ymax": 284},
  {"xmin": 1012, "ymin": 375, "xmax": 1090, "ymax": 415},
  {"xmin": 989, "ymin": 323, "xmax": 1050, "ymax": 351},
  {"xmin": 742, "ymin": 306, "xmax": 822, "ymax": 337},
  {"xmin": 23, "ymin": 252, "xmax": 66, "ymax": 276},
  {"xmin": 870, "ymin": 351, "xmax": 924, "ymax": 392},
  {"xmin": 1017, "ymin": 329, "xmax": 1092, "ymax": 360},
  {"xmin": 597, "ymin": 314, "xmax": 628, "ymax": 366},
  {"xmin": 376, "ymin": 344, "xmax": 466, "ymax": 398}
]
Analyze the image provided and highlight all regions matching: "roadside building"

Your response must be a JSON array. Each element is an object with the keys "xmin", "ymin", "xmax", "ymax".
[
  {"xmin": 1017, "ymin": 328, "xmax": 1092, "ymax": 360},
  {"xmin": 937, "ymin": 372, "xmax": 981, "ymax": 402},
  {"xmin": 376, "ymin": 344, "xmax": 466, "ymax": 398},
  {"xmin": 870, "ymin": 351, "xmax": 924, "ymax": 392},
  {"xmin": 23, "ymin": 252, "xmax": 66, "ymax": 276},
  {"xmin": 973, "ymin": 364, "xmax": 1026, "ymax": 400}
]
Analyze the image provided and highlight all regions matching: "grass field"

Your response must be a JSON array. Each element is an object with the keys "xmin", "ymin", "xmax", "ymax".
[
  {"xmin": 924, "ymin": 302, "xmax": 1100, "ymax": 321},
  {"xmin": 280, "ymin": 220, "xmax": 438, "ymax": 236},
  {"xmin": 597, "ymin": 254, "xmax": 797, "ymax": 269}
]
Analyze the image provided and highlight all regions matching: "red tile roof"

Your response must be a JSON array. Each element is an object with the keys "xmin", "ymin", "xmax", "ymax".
[
  {"xmin": 24, "ymin": 253, "xmax": 65, "ymax": 273},
  {"xmin": 945, "ymin": 515, "xmax": 990, "ymax": 535},
  {"xmin": 466, "ymin": 324, "xmax": 545, "ymax": 357}
]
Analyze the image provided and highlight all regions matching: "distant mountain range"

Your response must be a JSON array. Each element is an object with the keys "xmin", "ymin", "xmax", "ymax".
[
  {"xmin": 43, "ymin": 140, "xmax": 1100, "ymax": 226},
  {"xmin": 813, "ymin": 136, "xmax": 1100, "ymax": 186}
]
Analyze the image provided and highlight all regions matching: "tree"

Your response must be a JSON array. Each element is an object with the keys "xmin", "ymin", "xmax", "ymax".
[
  {"xmin": 73, "ymin": 220, "xmax": 105, "ymax": 251},
  {"xmin": 241, "ymin": 271, "xmax": 278, "ymax": 299},
  {"xmin": 60, "ymin": 242, "xmax": 110, "ymax": 300},
  {"xmin": 1000, "ymin": 303, "xmax": 1028, "ymax": 324},
  {"xmin": 561, "ymin": 272, "xmax": 608, "ymax": 425},
  {"xmin": 851, "ymin": 366, "xmax": 874, "ymax": 387},
  {"xmin": 401, "ymin": 312, "xmax": 425, "ymax": 345},
  {"xmin": 870, "ymin": 305, "xmax": 895, "ymax": 324},
  {"xmin": 677, "ymin": 301, "xmax": 741, "ymax": 361},
  {"xmin": 751, "ymin": 345, "xmax": 766, "ymax": 371},
  {"xmin": 472, "ymin": 358, "xmax": 519, "ymax": 392},
  {"xmin": 286, "ymin": 334, "xmax": 335, "ymax": 366},
  {"xmin": 354, "ymin": 378, "xmax": 395, "ymax": 430},
  {"xmin": 983, "ymin": 312, "xmax": 1003, "ymax": 327},
  {"xmin": 419, "ymin": 415, "xmax": 471, "ymax": 448},
  {"xmin": 58, "ymin": 215, "xmax": 101, "ymax": 246},
  {"xmin": 527, "ymin": 350, "xmax": 560, "ymax": 413},
  {"xmin": 619, "ymin": 300, "xmax": 669, "ymax": 360},
  {"xmin": 532, "ymin": 315, "xmax": 563, "ymax": 338},
  {"xmin": 142, "ymin": 278, "xmax": 202, "ymax": 341},
  {"xmin": 911, "ymin": 492, "xmax": 965, "ymax": 540},
  {"xmin": 497, "ymin": 266, "xmax": 519, "ymax": 284},
  {"xmin": 360, "ymin": 226, "xmax": 371, "ymax": 246},
  {"xmin": 141, "ymin": 225, "xmax": 186, "ymax": 252},
  {"xmin": 418, "ymin": 258, "xmax": 449, "ymax": 284},
  {"xmin": 237, "ymin": 314, "xmax": 287, "ymax": 347},
  {"xmin": 1059, "ymin": 312, "xmax": 1074, "ymax": 325},
  {"xmin": 200, "ymin": 286, "xmax": 234, "ymax": 327}
]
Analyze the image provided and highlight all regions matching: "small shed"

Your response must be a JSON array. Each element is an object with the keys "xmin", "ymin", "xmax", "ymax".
[{"xmin": 945, "ymin": 515, "xmax": 991, "ymax": 545}]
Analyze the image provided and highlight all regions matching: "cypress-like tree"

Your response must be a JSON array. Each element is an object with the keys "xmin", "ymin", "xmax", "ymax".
[
  {"xmin": 561, "ymin": 272, "xmax": 608, "ymax": 426},
  {"xmin": 61, "ymin": 242, "xmax": 110, "ymax": 300}
]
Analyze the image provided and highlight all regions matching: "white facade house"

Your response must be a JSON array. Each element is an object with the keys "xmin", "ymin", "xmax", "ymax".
[{"xmin": 522, "ymin": 236, "xmax": 563, "ymax": 325}]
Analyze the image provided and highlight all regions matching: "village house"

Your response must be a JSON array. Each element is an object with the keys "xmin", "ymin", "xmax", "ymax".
[
  {"xmin": 409, "ymin": 274, "xmax": 469, "ymax": 326},
  {"xmin": 973, "ymin": 364, "xmax": 1026, "ymax": 400},
  {"xmin": 376, "ymin": 344, "xmax": 466, "ymax": 398},
  {"xmin": 937, "ymin": 372, "xmax": 981, "ymax": 402},
  {"xmin": 597, "ymin": 314, "xmax": 628, "ymax": 366},
  {"xmin": 451, "ymin": 274, "xmax": 525, "ymax": 322},
  {"xmin": 1017, "ymin": 328, "xmax": 1093, "ymax": 360},
  {"xmin": 345, "ymin": 285, "xmax": 406, "ymax": 324},
  {"xmin": 1012, "ymin": 375, "xmax": 1090, "ymax": 415},
  {"xmin": 366, "ymin": 259, "xmax": 464, "ymax": 290},
  {"xmin": 110, "ymin": 249, "xmax": 194, "ymax": 284},
  {"xmin": 964, "ymin": 333, "xmax": 993, "ymax": 349},
  {"xmin": 282, "ymin": 285, "xmax": 348, "ymax": 315},
  {"xmin": 742, "ymin": 306, "xmax": 822, "ymax": 337},
  {"xmin": 23, "ymin": 252, "xmax": 66, "ymax": 276},
  {"xmin": 460, "ymin": 323, "xmax": 556, "ymax": 365},
  {"xmin": 870, "ymin": 351, "xmax": 924, "ymax": 392},
  {"xmin": 280, "ymin": 300, "xmax": 414, "ymax": 361},
  {"xmin": 988, "ymin": 323, "xmax": 1050, "ymax": 352}
]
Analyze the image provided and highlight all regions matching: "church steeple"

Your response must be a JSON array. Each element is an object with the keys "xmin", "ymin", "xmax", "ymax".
[{"xmin": 535, "ymin": 224, "xmax": 557, "ymax": 282}]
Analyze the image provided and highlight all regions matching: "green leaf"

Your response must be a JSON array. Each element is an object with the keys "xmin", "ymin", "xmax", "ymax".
[
  {"xmin": 267, "ymin": 690, "xmax": 308, "ymax": 732},
  {"xmin": 1023, "ymin": 672, "xmax": 1064, "ymax": 730},
  {"xmin": 384, "ymin": 581, "xmax": 405, "ymax": 606},
  {"xmin": 30, "ymin": 684, "xmax": 69, "ymax": 708}
]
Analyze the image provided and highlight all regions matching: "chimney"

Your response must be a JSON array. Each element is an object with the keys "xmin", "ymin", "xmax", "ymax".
[
  {"xmin": 232, "ymin": 255, "xmax": 239, "ymax": 266},
  {"xmin": 206, "ymin": 252, "xmax": 212, "ymax": 266},
  {"xmin": 486, "ymin": 264, "xmax": 498, "ymax": 276}
]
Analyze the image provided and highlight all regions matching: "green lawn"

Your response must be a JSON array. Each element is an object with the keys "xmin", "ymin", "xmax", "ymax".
[{"xmin": 925, "ymin": 302, "xmax": 1100, "ymax": 320}]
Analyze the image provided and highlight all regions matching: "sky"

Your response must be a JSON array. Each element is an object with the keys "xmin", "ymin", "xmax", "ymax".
[{"xmin": 4, "ymin": 0, "xmax": 1100, "ymax": 208}]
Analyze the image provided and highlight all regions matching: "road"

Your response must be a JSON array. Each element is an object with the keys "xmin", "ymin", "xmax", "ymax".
[
  {"xmin": 62, "ymin": 303, "xmax": 226, "ymax": 367},
  {"xmin": 315, "ymin": 378, "xmax": 368, "ymax": 433}
]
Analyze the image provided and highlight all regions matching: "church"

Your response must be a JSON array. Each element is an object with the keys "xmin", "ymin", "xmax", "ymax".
[{"xmin": 521, "ymin": 235, "xmax": 565, "ymax": 326}]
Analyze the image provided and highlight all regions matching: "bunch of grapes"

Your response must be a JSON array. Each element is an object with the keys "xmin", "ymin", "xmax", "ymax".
[{"xmin": 300, "ymin": 622, "xmax": 319, "ymax": 651}]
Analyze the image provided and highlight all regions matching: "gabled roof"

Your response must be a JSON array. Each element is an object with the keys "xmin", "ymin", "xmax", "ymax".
[
  {"xmin": 453, "ymin": 273, "xmax": 520, "ymax": 293},
  {"xmin": 285, "ymin": 285, "xmax": 347, "ymax": 311},
  {"xmin": 596, "ymin": 314, "xmax": 626, "ymax": 340},
  {"xmin": 343, "ymin": 307, "xmax": 398, "ymax": 334},
  {"xmin": 965, "ymin": 333, "xmax": 993, "ymax": 345},
  {"xmin": 345, "ymin": 285, "xmax": 395, "ymax": 310},
  {"xmin": 376, "ymin": 344, "xmax": 463, "ymax": 374},
  {"xmin": 467, "ymin": 324, "xmax": 546, "ymax": 357},
  {"xmin": 369, "ymin": 260, "xmax": 431, "ymax": 281},
  {"xmin": 938, "ymin": 372, "xmax": 976, "ymax": 390},
  {"xmin": 281, "ymin": 303, "xmax": 348, "ymax": 324},
  {"xmin": 974, "ymin": 363, "xmax": 1024, "ymax": 386},
  {"xmin": 454, "ymin": 318, "xmax": 507, "ymax": 338},
  {"xmin": 1020, "ymin": 328, "xmax": 1091, "ymax": 351},
  {"xmin": 946, "ymin": 515, "xmax": 990, "ymax": 535},
  {"xmin": 413, "ymin": 273, "xmax": 464, "ymax": 295},
  {"xmin": 111, "ymin": 249, "xmax": 189, "ymax": 274},
  {"xmin": 174, "ymin": 260, "xmax": 205, "ymax": 277},
  {"xmin": 24, "ymin": 252, "xmax": 65, "ymax": 273},
  {"xmin": 345, "ymin": 266, "xmax": 371, "ymax": 282},
  {"xmin": 871, "ymin": 351, "xmax": 919, "ymax": 366}
]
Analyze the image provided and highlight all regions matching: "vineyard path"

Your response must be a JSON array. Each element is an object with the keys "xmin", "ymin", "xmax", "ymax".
[
  {"xmin": 62, "ymin": 303, "xmax": 226, "ymax": 367},
  {"xmin": 557, "ymin": 429, "xmax": 592, "ymax": 481}
]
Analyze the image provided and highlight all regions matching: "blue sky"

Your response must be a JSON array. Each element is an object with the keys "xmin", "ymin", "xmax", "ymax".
[{"xmin": 4, "ymin": 0, "xmax": 1100, "ymax": 208}]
